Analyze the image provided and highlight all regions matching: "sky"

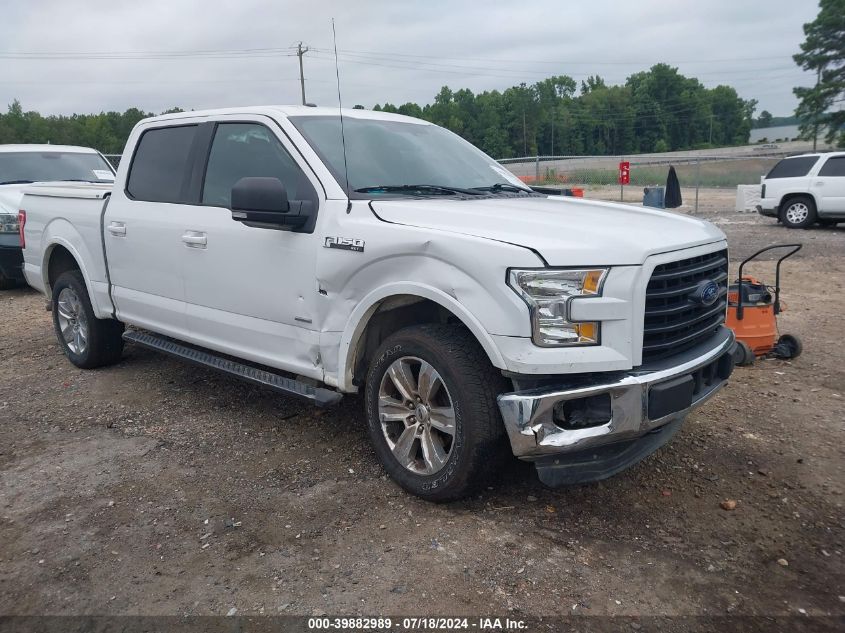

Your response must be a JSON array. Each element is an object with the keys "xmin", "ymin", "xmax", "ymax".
[{"xmin": 0, "ymin": 0, "xmax": 821, "ymax": 118}]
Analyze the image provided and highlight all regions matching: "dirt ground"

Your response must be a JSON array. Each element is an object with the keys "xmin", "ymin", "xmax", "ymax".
[{"xmin": 0, "ymin": 197, "xmax": 843, "ymax": 628}]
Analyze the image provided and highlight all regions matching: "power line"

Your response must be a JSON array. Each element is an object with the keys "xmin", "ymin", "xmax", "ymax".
[
  {"xmin": 0, "ymin": 47, "xmax": 299, "ymax": 59},
  {"xmin": 310, "ymin": 51, "xmax": 798, "ymax": 83},
  {"xmin": 310, "ymin": 46, "xmax": 793, "ymax": 66},
  {"xmin": 0, "ymin": 45, "xmax": 794, "ymax": 68}
]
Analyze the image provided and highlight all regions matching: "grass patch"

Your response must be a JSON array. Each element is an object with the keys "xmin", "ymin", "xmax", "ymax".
[{"xmin": 541, "ymin": 158, "xmax": 775, "ymax": 188}]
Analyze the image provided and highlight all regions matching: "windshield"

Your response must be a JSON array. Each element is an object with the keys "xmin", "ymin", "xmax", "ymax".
[
  {"xmin": 289, "ymin": 115, "xmax": 529, "ymax": 197},
  {"xmin": 0, "ymin": 151, "xmax": 115, "ymax": 185}
]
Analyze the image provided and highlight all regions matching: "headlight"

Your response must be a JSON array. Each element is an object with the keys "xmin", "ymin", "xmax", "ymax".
[
  {"xmin": 0, "ymin": 211, "xmax": 20, "ymax": 234},
  {"xmin": 508, "ymin": 268, "xmax": 607, "ymax": 346}
]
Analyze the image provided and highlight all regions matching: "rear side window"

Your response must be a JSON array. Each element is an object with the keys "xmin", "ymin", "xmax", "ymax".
[
  {"xmin": 127, "ymin": 125, "xmax": 197, "ymax": 202},
  {"xmin": 765, "ymin": 156, "xmax": 818, "ymax": 179},
  {"xmin": 818, "ymin": 156, "xmax": 845, "ymax": 177}
]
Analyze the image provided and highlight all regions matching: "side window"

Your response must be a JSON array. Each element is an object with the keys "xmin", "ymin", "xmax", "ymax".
[
  {"xmin": 202, "ymin": 123, "xmax": 316, "ymax": 208},
  {"xmin": 818, "ymin": 156, "xmax": 845, "ymax": 177},
  {"xmin": 765, "ymin": 156, "xmax": 819, "ymax": 179},
  {"xmin": 127, "ymin": 125, "xmax": 197, "ymax": 202}
]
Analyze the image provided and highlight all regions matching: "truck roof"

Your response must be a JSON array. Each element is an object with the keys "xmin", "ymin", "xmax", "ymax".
[
  {"xmin": 142, "ymin": 105, "xmax": 429, "ymax": 126},
  {"xmin": 0, "ymin": 144, "xmax": 102, "ymax": 154}
]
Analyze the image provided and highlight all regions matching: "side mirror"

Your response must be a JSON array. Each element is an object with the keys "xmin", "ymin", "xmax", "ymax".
[{"xmin": 230, "ymin": 177, "xmax": 311, "ymax": 230}]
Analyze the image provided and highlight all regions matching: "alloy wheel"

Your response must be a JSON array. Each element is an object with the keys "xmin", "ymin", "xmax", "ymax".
[
  {"xmin": 56, "ymin": 287, "xmax": 89, "ymax": 354},
  {"xmin": 377, "ymin": 356, "xmax": 456, "ymax": 475},
  {"xmin": 785, "ymin": 202, "xmax": 809, "ymax": 225}
]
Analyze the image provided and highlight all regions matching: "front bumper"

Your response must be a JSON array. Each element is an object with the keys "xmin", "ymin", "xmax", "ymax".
[{"xmin": 497, "ymin": 327, "xmax": 734, "ymax": 459}]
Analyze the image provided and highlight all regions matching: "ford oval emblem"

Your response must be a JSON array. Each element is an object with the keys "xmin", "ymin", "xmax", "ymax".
[{"xmin": 696, "ymin": 280, "xmax": 720, "ymax": 307}]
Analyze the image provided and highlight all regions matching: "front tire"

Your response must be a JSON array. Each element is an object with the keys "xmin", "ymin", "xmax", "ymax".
[
  {"xmin": 780, "ymin": 196, "xmax": 817, "ymax": 229},
  {"xmin": 52, "ymin": 270, "xmax": 124, "ymax": 368},
  {"xmin": 364, "ymin": 324, "xmax": 508, "ymax": 502}
]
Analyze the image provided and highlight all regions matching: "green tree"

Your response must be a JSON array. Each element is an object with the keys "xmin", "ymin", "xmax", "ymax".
[
  {"xmin": 793, "ymin": 0, "xmax": 845, "ymax": 147},
  {"xmin": 756, "ymin": 110, "xmax": 773, "ymax": 128},
  {"xmin": 397, "ymin": 102, "xmax": 423, "ymax": 118}
]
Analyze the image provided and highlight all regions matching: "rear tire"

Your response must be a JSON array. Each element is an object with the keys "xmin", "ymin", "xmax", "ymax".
[
  {"xmin": 51, "ymin": 270, "xmax": 124, "ymax": 369},
  {"xmin": 780, "ymin": 196, "xmax": 817, "ymax": 229},
  {"xmin": 774, "ymin": 334, "xmax": 802, "ymax": 360},
  {"xmin": 364, "ymin": 324, "xmax": 509, "ymax": 502}
]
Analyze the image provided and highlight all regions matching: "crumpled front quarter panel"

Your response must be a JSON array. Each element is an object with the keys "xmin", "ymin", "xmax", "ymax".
[{"xmin": 314, "ymin": 201, "xmax": 543, "ymax": 387}]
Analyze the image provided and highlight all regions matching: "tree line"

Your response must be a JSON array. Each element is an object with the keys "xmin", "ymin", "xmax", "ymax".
[
  {"xmin": 368, "ymin": 64, "xmax": 757, "ymax": 157},
  {"xmin": 752, "ymin": 112, "xmax": 799, "ymax": 129},
  {"xmin": 0, "ymin": 63, "xmax": 757, "ymax": 158},
  {"xmin": 0, "ymin": 102, "xmax": 182, "ymax": 155}
]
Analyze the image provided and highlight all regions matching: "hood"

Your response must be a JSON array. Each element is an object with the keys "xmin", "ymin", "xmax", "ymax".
[
  {"xmin": 371, "ymin": 195, "xmax": 726, "ymax": 266},
  {"xmin": 0, "ymin": 184, "xmax": 29, "ymax": 213}
]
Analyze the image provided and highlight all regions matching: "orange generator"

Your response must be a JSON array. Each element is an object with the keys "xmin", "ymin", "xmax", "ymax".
[{"xmin": 727, "ymin": 243, "xmax": 803, "ymax": 366}]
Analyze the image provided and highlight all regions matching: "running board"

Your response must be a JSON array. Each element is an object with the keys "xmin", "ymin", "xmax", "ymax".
[{"xmin": 122, "ymin": 330, "xmax": 342, "ymax": 407}]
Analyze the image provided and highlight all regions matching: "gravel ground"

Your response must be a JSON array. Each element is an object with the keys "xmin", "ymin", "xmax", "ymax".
[{"xmin": 0, "ymin": 202, "xmax": 843, "ymax": 627}]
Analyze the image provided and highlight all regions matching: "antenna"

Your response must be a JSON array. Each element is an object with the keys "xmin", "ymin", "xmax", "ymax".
[{"xmin": 332, "ymin": 19, "xmax": 351, "ymax": 213}]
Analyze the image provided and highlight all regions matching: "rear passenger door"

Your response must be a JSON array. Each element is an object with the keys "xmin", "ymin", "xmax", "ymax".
[
  {"xmin": 104, "ymin": 123, "xmax": 201, "ymax": 337},
  {"xmin": 815, "ymin": 156, "xmax": 845, "ymax": 213}
]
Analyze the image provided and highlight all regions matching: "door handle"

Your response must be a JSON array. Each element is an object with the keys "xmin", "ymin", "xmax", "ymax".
[
  {"xmin": 182, "ymin": 231, "xmax": 207, "ymax": 248},
  {"xmin": 107, "ymin": 221, "xmax": 126, "ymax": 236}
]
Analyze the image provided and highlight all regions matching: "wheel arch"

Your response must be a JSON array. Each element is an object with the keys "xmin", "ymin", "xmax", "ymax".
[
  {"xmin": 336, "ymin": 284, "xmax": 507, "ymax": 392},
  {"xmin": 42, "ymin": 240, "xmax": 99, "ymax": 313}
]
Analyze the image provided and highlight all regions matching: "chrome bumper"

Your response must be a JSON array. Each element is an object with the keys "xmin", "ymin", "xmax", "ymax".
[{"xmin": 497, "ymin": 328, "xmax": 735, "ymax": 459}]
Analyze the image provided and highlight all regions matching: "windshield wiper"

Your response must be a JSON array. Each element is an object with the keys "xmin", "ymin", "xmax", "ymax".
[
  {"xmin": 354, "ymin": 184, "xmax": 483, "ymax": 196},
  {"xmin": 0, "ymin": 179, "xmax": 34, "ymax": 186},
  {"xmin": 471, "ymin": 182, "xmax": 531, "ymax": 193}
]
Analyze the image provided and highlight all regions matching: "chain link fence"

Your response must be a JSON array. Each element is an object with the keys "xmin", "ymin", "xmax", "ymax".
[
  {"xmin": 104, "ymin": 154, "xmax": 122, "ymax": 169},
  {"xmin": 498, "ymin": 147, "xmax": 795, "ymax": 212}
]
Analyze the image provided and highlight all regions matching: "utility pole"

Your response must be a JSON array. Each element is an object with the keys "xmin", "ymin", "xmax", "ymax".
[
  {"xmin": 523, "ymin": 110, "xmax": 527, "ymax": 157},
  {"xmin": 296, "ymin": 42, "xmax": 310, "ymax": 106},
  {"xmin": 709, "ymin": 114, "xmax": 714, "ymax": 145},
  {"xmin": 812, "ymin": 65, "xmax": 821, "ymax": 152}
]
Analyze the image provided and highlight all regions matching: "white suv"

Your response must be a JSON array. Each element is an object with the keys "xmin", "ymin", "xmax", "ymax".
[{"xmin": 758, "ymin": 151, "xmax": 845, "ymax": 228}]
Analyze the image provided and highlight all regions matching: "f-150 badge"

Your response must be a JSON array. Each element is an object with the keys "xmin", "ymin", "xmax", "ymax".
[{"xmin": 324, "ymin": 237, "xmax": 365, "ymax": 252}]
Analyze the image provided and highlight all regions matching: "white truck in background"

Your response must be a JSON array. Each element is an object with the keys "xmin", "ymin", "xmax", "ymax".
[
  {"xmin": 0, "ymin": 144, "xmax": 114, "ymax": 288},
  {"xmin": 20, "ymin": 106, "xmax": 734, "ymax": 500}
]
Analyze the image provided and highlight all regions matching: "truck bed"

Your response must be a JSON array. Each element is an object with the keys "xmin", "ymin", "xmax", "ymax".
[{"xmin": 21, "ymin": 182, "xmax": 114, "ymax": 318}]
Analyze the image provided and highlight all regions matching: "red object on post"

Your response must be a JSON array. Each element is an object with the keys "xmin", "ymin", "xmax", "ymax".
[{"xmin": 618, "ymin": 161, "xmax": 630, "ymax": 185}]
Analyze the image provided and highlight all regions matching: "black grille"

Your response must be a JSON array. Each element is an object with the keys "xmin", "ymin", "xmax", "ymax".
[{"xmin": 642, "ymin": 249, "xmax": 728, "ymax": 363}]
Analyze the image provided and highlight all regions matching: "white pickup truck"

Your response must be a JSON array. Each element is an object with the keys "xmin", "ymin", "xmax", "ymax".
[{"xmin": 20, "ymin": 106, "xmax": 734, "ymax": 500}]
